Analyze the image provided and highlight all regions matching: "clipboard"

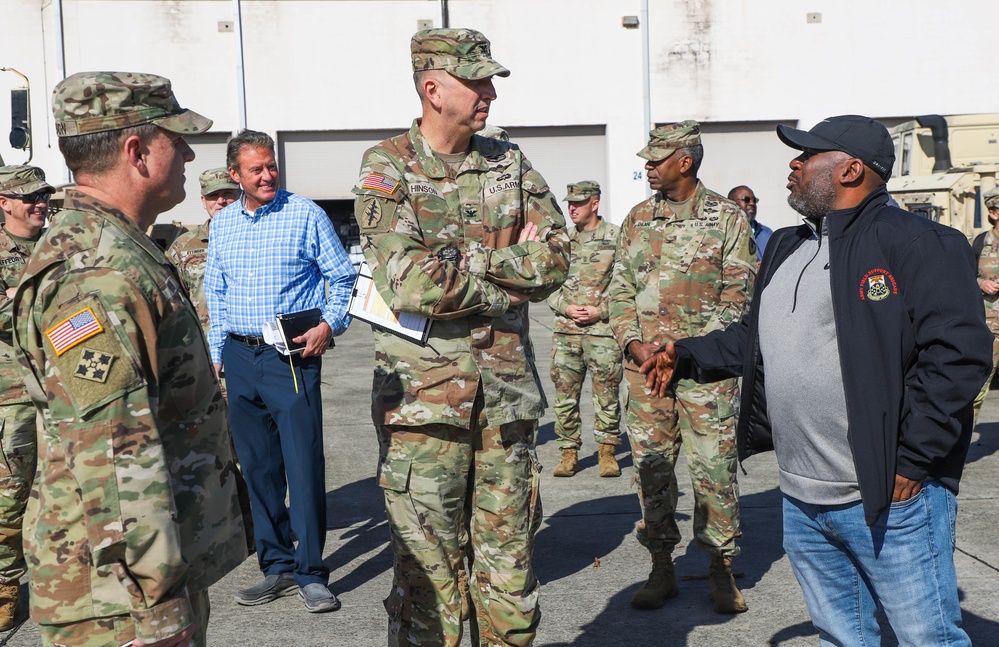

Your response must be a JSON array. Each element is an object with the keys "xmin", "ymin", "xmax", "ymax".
[{"xmin": 348, "ymin": 263, "xmax": 432, "ymax": 346}]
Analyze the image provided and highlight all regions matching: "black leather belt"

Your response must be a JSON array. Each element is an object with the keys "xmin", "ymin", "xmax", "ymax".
[{"xmin": 229, "ymin": 333, "xmax": 267, "ymax": 347}]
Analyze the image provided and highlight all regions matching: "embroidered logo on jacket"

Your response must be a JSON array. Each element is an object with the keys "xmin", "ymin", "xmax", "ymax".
[{"xmin": 859, "ymin": 268, "xmax": 897, "ymax": 301}]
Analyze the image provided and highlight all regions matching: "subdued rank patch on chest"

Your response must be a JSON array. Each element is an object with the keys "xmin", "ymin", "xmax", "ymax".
[{"xmin": 74, "ymin": 348, "xmax": 116, "ymax": 383}]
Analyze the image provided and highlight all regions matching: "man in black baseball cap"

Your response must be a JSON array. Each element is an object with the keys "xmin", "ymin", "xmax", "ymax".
[
  {"xmin": 777, "ymin": 115, "xmax": 895, "ymax": 181},
  {"xmin": 637, "ymin": 114, "xmax": 986, "ymax": 645}
]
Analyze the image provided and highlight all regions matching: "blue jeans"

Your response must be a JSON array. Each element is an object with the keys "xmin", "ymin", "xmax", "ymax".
[{"xmin": 782, "ymin": 481, "xmax": 969, "ymax": 647}]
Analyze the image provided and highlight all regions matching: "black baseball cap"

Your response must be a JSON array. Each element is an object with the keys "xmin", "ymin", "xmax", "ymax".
[{"xmin": 777, "ymin": 115, "xmax": 895, "ymax": 181}]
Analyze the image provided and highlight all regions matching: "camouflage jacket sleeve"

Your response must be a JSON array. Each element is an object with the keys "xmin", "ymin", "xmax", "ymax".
[
  {"xmin": 464, "ymin": 159, "xmax": 570, "ymax": 302},
  {"xmin": 546, "ymin": 288, "xmax": 570, "ymax": 317},
  {"xmin": 354, "ymin": 149, "xmax": 513, "ymax": 320},
  {"xmin": 702, "ymin": 207, "xmax": 756, "ymax": 334},
  {"xmin": 607, "ymin": 216, "xmax": 644, "ymax": 352},
  {"xmin": 19, "ymin": 267, "xmax": 194, "ymax": 642}
]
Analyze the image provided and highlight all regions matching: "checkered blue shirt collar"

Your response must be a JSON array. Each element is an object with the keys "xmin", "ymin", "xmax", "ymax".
[{"xmin": 239, "ymin": 188, "xmax": 289, "ymax": 220}]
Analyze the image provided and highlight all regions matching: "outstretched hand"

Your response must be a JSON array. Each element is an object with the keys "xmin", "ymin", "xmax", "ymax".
[{"xmin": 639, "ymin": 342, "xmax": 677, "ymax": 398}]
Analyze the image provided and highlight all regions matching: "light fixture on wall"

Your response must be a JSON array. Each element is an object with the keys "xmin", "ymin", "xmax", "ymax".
[{"xmin": 622, "ymin": 16, "xmax": 640, "ymax": 29}]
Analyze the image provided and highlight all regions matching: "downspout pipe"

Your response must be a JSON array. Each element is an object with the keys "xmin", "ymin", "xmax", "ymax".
[
  {"xmin": 440, "ymin": 0, "xmax": 449, "ymax": 28},
  {"xmin": 641, "ymin": 0, "xmax": 651, "ymax": 197},
  {"xmin": 915, "ymin": 114, "xmax": 952, "ymax": 172},
  {"xmin": 233, "ymin": 0, "xmax": 247, "ymax": 131},
  {"xmin": 54, "ymin": 0, "xmax": 70, "ymax": 182}
]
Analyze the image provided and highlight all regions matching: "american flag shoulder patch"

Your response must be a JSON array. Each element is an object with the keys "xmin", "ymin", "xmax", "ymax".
[
  {"xmin": 361, "ymin": 172, "xmax": 401, "ymax": 196},
  {"xmin": 46, "ymin": 307, "xmax": 105, "ymax": 356}
]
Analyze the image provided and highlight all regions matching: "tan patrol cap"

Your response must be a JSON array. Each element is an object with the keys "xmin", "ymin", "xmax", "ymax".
[
  {"xmin": 0, "ymin": 165, "xmax": 55, "ymax": 196},
  {"xmin": 637, "ymin": 120, "xmax": 702, "ymax": 162},
  {"xmin": 52, "ymin": 71, "xmax": 212, "ymax": 137},
  {"xmin": 199, "ymin": 167, "xmax": 240, "ymax": 196},
  {"xmin": 411, "ymin": 28, "xmax": 510, "ymax": 80},
  {"xmin": 564, "ymin": 181, "xmax": 601, "ymax": 203}
]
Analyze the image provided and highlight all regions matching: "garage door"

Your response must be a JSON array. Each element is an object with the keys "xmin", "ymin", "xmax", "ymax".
[
  {"xmin": 278, "ymin": 129, "xmax": 403, "ymax": 201},
  {"xmin": 694, "ymin": 121, "xmax": 798, "ymax": 231},
  {"xmin": 504, "ymin": 125, "xmax": 608, "ymax": 219},
  {"xmin": 158, "ymin": 132, "xmax": 231, "ymax": 227}
]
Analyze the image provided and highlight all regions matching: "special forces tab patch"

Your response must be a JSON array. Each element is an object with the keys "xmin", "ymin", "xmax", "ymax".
[
  {"xmin": 859, "ymin": 268, "xmax": 898, "ymax": 301},
  {"xmin": 74, "ymin": 348, "xmax": 116, "ymax": 383},
  {"xmin": 46, "ymin": 307, "xmax": 104, "ymax": 356}
]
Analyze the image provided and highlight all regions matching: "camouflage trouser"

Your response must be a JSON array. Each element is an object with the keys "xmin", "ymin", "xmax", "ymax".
[
  {"xmin": 550, "ymin": 333, "xmax": 623, "ymax": 449},
  {"xmin": 972, "ymin": 333, "xmax": 999, "ymax": 425},
  {"xmin": 0, "ymin": 402, "xmax": 37, "ymax": 584},
  {"xmin": 623, "ymin": 369, "xmax": 741, "ymax": 559},
  {"xmin": 377, "ymin": 406, "xmax": 542, "ymax": 647},
  {"xmin": 38, "ymin": 588, "xmax": 210, "ymax": 647}
]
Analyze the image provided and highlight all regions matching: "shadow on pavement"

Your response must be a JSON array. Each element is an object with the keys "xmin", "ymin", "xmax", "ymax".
[
  {"xmin": 324, "ymin": 476, "xmax": 392, "ymax": 594},
  {"xmin": 966, "ymin": 421, "xmax": 999, "ymax": 464}
]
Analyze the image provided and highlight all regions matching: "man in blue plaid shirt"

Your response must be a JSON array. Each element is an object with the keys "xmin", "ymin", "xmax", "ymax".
[{"xmin": 205, "ymin": 129, "xmax": 356, "ymax": 614}]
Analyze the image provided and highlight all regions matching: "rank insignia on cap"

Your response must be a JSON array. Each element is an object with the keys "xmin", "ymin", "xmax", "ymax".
[
  {"xmin": 361, "ymin": 172, "xmax": 400, "ymax": 195},
  {"xmin": 74, "ymin": 348, "xmax": 116, "ymax": 383},
  {"xmin": 46, "ymin": 307, "xmax": 104, "ymax": 356}
]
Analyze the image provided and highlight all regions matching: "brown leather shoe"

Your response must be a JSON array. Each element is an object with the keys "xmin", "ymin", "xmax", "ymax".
[
  {"xmin": 597, "ymin": 444, "xmax": 621, "ymax": 477},
  {"xmin": 553, "ymin": 448, "xmax": 578, "ymax": 477}
]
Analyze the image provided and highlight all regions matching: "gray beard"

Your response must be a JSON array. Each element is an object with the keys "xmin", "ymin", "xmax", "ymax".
[{"xmin": 787, "ymin": 175, "xmax": 836, "ymax": 220}]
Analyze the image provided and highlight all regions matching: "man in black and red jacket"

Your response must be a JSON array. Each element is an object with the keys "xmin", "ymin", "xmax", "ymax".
[{"xmin": 642, "ymin": 115, "xmax": 990, "ymax": 646}]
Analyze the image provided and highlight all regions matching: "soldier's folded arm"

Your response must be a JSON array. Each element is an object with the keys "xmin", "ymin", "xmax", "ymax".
[
  {"xmin": 34, "ymin": 274, "xmax": 195, "ymax": 642},
  {"xmin": 354, "ymin": 167, "xmax": 512, "ymax": 320},
  {"xmin": 701, "ymin": 208, "xmax": 757, "ymax": 335},
  {"xmin": 463, "ymin": 167, "xmax": 570, "ymax": 300}
]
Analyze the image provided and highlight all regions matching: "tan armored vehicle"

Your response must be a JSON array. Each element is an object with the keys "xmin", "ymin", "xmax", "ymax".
[{"xmin": 888, "ymin": 114, "xmax": 999, "ymax": 239}]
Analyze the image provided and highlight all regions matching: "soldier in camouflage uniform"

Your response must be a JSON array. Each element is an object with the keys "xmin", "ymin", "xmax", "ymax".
[
  {"xmin": 547, "ymin": 181, "xmax": 623, "ymax": 478},
  {"xmin": 608, "ymin": 121, "xmax": 756, "ymax": 614},
  {"xmin": 0, "ymin": 165, "xmax": 54, "ymax": 631},
  {"xmin": 972, "ymin": 186, "xmax": 999, "ymax": 423},
  {"xmin": 353, "ymin": 28, "xmax": 569, "ymax": 647},
  {"xmin": 167, "ymin": 168, "xmax": 241, "ymax": 334},
  {"xmin": 12, "ymin": 72, "xmax": 248, "ymax": 647}
]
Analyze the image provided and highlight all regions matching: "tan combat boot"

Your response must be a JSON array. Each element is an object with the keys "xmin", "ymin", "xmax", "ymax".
[
  {"xmin": 597, "ymin": 444, "xmax": 621, "ymax": 477},
  {"xmin": 456, "ymin": 567, "xmax": 471, "ymax": 621},
  {"xmin": 709, "ymin": 554, "xmax": 748, "ymax": 614},
  {"xmin": 552, "ymin": 448, "xmax": 578, "ymax": 477},
  {"xmin": 630, "ymin": 551, "xmax": 678, "ymax": 609},
  {"xmin": 0, "ymin": 581, "xmax": 20, "ymax": 631}
]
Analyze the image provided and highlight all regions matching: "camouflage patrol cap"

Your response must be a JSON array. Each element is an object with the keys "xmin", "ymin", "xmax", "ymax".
[
  {"xmin": 637, "ymin": 120, "xmax": 702, "ymax": 162},
  {"xmin": 199, "ymin": 167, "xmax": 240, "ymax": 196},
  {"xmin": 0, "ymin": 165, "xmax": 55, "ymax": 196},
  {"xmin": 411, "ymin": 28, "xmax": 510, "ymax": 80},
  {"xmin": 564, "ymin": 181, "xmax": 601, "ymax": 203},
  {"xmin": 986, "ymin": 187, "xmax": 999, "ymax": 210},
  {"xmin": 52, "ymin": 71, "xmax": 212, "ymax": 137}
]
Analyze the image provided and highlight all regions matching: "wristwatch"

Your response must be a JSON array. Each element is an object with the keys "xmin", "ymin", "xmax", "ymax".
[{"xmin": 437, "ymin": 246, "xmax": 462, "ymax": 264}]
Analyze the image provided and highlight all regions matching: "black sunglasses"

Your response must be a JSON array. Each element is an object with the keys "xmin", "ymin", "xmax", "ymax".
[
  {"xmin": 738, "ymin": 197, "xmax": 759, "ymax": 204},
  {"xmin": 2, "ymin": 191, "xmax": 50, "ymax": 204}
]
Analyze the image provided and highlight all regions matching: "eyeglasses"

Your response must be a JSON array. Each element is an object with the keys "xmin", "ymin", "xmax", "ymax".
[
  {"xmin": 738, "ymin": 197, "xmax": 759, "ymax": 204},
  {"xmin": 1, "ymin": 191, "xmax": 50, "ymax": 204}
]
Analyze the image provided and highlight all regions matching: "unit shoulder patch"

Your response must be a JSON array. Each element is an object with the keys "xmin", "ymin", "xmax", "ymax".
[{"xmin": 356, "ymin": 195, "xmax": 397, "ymax": 235}]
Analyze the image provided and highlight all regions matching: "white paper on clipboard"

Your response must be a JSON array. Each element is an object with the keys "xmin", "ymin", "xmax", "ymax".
[{"xmin": 348, "ymin": 263, "xmax": 432, "ymax": 345}]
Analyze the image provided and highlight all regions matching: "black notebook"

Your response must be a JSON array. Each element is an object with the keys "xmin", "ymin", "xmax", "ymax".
[{"xmin": 276, "ymin": 308, "xmax": 325, "ymax": 355}]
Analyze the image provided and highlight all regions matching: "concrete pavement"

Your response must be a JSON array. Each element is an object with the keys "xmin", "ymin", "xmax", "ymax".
[{"xmin": 4, "ymin": 305, "xmax": 999, "ymax": 646}]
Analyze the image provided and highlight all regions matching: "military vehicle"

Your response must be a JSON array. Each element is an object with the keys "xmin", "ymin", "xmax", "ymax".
[{"xmin": 888, "ymin": 114, "xmax": 999, "ymax": 239}]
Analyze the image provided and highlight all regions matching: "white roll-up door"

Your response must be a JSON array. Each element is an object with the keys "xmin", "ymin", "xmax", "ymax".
[
  {"xmin": 158, "ymin": 132, "xmax": 231, "ymax": 226},
  {"xmin": 278, "ymin": 129, "xmax": 403, "ymax": 201},
  {"xmin": 504, "ymin": 125, "xmax": 608, "ymax": 218}
]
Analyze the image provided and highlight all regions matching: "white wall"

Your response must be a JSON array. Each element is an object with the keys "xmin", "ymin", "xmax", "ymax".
[{"xmin": 3, "ymin": 0, "xmax": 998, "ymax": 227}]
